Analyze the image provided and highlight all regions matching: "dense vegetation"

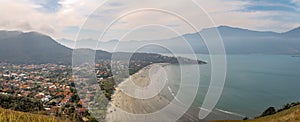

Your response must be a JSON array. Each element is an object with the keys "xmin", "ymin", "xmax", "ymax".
[
  {"xmin": 250, "ymin": 104, "xmax": 300, "ymax": 122},
  {"xmin": 0, "ymin": 94, "xmax": 43, "ymax": 113},
  {"xmin": 99, "ymin": 78, "xmax": 115, "ymax": 101},
  {"xmin": 258, "ymin": 102, "xmax": 300, "ymax": 118},
  {"xmin": 0, "ymin": 94, "xmax": 98, "ymax": 122}
]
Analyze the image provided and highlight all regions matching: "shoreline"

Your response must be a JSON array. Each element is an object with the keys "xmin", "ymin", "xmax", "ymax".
[
  {"xmin": 105, "ymin": 63, "xmax": 201, "ymax": 122},
  {"xmin": 105, "ymin": 63, "xmax": 170, "ymax": 121},
  {"xmin": 105, "ymin": 63, "xmax": 244, "ymax": 121}
]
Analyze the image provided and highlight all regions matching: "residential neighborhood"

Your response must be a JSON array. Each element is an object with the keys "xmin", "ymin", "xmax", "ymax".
[
  {"xmin": 0, "ymin": 61, "xmax": 115, "ymax": 121},
  {"xmin": 0, "ymin": 59, "xmax": 153, "ymax": 121}
]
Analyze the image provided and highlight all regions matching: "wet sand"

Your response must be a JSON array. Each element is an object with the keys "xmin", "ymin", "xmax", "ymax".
[{"xmin": 105, "ymin": 63, "xmax": 200, "ymax": 122}]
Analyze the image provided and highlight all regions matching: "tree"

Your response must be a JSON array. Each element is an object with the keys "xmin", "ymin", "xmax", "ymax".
[{"xmin": 260, "ymin": 107, "xmax": 276, "ymax": 117}]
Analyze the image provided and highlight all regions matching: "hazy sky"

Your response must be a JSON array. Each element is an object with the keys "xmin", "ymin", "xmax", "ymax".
[{"xmin": 0, "ymin": 0, "xmax": 300, "ymax": 41}]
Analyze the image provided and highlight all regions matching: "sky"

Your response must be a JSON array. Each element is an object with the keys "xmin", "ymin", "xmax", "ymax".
[{"xmin": 0, "ymin": 0, "xmax": 300, "ymax": 41}]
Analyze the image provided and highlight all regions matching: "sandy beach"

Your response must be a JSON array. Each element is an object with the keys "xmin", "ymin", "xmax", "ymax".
[{"xmin": 105, "ymin": 63, "xmax": 200, "ymax": 122}]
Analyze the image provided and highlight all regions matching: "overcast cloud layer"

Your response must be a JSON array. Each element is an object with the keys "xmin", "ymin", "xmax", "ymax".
[{"xmin": 0, "ymin": 0, "xmax": 300, "ymax": 41}]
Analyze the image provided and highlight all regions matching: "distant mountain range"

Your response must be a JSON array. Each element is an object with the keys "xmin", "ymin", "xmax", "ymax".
[
  {"xmin": 0, "ymin": 31, "xmax": 204, "ymax": 64},
  {"xmin": 58, "ymin": 26, "xmax": 300, "ymax": 55},
  {"xmin": 0, "ymin": 25, "xmax": 299, "ymax": 64}
]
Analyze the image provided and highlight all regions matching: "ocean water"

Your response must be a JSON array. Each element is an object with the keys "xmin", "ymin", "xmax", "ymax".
[{"xmin": 164, "ymin": 54, "xmax": 300, "ymax": 119}]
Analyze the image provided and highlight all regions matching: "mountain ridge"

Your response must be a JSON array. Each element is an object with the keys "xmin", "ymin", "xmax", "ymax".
[
  {"xmin": 0, "ymin": 31, "xmax": 72, "ymax": 64},
  {"xmin": 56, "ymin": 25, "xmax": 300, "ymax": 55},
  {"xmin": 0, "ymin": 31, "xmax": 205, "ymax": 64}
]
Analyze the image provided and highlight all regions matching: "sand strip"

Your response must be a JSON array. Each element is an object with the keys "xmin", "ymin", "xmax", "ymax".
[{"xmin": 106, "ymin": 63, "xmax": 200, "ymax": 122}]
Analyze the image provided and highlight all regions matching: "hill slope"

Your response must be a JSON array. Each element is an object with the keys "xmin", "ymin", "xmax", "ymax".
[
  {"xmin": 211, "ymin": 105, "xmax": 300, "ymax": 122},
  {"xmin": 0, "ymin": 31, "xmax": 115, "ymax": 64},
  {"xmin": 0, "ymin": 31, "xmax": 72, "ymax": 64},
  {"xmin": 247, "ymin": 105, "xmax": 300, "ymax": 122},
  {"xmin": 0, "ymin": 107, "xmax": 68, "ymax": 122}
]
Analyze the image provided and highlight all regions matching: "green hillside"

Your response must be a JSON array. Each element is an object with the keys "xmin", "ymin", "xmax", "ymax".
[
  {"xmin": 211, "ymin": 105, "xmax": 300, "ymax": 122},
  {"xmin": 247, "ymin": 104, "xmax": 300, "ymax": 122},
  {"xmin": 0, "ymin": 107, "xmax": 68, "ymax": 122}
]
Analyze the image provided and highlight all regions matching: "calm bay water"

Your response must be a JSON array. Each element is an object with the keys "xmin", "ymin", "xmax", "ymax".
[{"xmin": 164, "ymin": 54, "xmax": 300, "ymax": 118}]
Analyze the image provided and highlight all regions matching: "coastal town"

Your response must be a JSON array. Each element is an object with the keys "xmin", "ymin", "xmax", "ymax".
[
  {"xmin": 0, "ymin": 62, "xmax": 88, "ymax": 121},
  {"xmin": 0, "ymin": 59, "xmax": 155, "ymax": 121}
]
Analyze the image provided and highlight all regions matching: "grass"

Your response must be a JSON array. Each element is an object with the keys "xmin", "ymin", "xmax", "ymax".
[
  {"xmin": 0, "ymin": 107, "xmax": 69, "ymax": 122},
  {"xmin": 210, "ymin": 105, "xmax": 300, "ymax": 122},
  {"xmin": 2, "ymin": 104, "xmax": 300, "ymax": 122},
  {"xmin": 248, "ymin": 104, "xmax": 300, "ymax": 122}
]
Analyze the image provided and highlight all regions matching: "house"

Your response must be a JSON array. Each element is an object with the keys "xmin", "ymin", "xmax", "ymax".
[
  {"xmin": 35, "ymin": 92, "xmax": 45, "ymax": 99},
  {"xmin": 76, "ymin": 107, "xmax": 86, "ymax": 115},
  {"xmin": 78, "ymin": 100, "xmax": 84, "ymax": 106},
  {"xmin": 56, "ymin": 92, "xmax": 63, "ymax": 97},
  {"xmin": 11, "ymin": 73, "xmax": 18, "ymax": 78},
  {"xmin": 3, "ymin": 74, "xmax": 10, "ymax": 79},
  {"xmin": 59, "ymin": 98, "xmax": 69, "ymax": 106},
  {"xmin": 41, "ymin": 95, "xmax": 52, "ymax": 102}
]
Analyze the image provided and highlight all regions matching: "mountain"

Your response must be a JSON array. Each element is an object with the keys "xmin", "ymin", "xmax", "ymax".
[
  {"xmin": 198, "ymin": 26, "xmax": 299, "ymax": 54},
  {"xmin": 0, "ymin": 31, "xmax": 204, "ymax": 65},
  {"xmin": 56, "ymin": 38, "xmax": 75, "ymax": 48},
  {"xmin": 283, "ymin": 26, "xmax": 300, "ymax": 37},
  {"xmin": 57, "ymin": 39, "xmax": 120, "ymax": 49},
  {"xmin": 0, "ymin": 31, "xmax": 115, "ymax": 64},
  {"xmin": 0, "ymin": 31, "xmax": 72, "ymax": 64},
  {"xmin": 214, "ymin": 26, "xmax": 278, "ymax": 37},
  {"xmin": 59, "ymin": 26, "xmax": 300, "ymax": 55}
]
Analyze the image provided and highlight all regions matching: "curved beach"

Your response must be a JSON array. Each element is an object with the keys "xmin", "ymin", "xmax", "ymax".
[{"xmin": 105, "ymin": 63, "xmax": 200, "ymax": 122}]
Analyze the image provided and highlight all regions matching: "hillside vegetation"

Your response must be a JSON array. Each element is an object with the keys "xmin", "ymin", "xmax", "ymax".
[
  {"xmin": 211, "ymin": 104, "xmax": 300, "ymax": 122},
  {"xmin": 0, "ymin": 107, "xmax": 68, "ymax": 122},
  {"xmin": 248, "ymin": 104, "xmax": 300, "ymax": 122}
]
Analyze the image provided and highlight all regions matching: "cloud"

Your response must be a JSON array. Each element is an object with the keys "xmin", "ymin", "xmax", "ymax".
[
  {"xmin": 238, "ymin": 0, "xmax": 299, "ymax": 12},
  {"xmin": 0, "ymin": 0, "xmax": 299, "ymax": 41},
  {"xmin": 30, "ymin": 0, "xmax": 62, "ymax": 13},
  {"xmin": 74, "ymin": 0, "xmax": 300, "ymax": 41},
  {"xmin": 202, "ymin": 0, "xmax": 300, "ymax": 32},
  {"xmin": 0, "ymin": 0, "xmax": 98, "ymax": 39}
]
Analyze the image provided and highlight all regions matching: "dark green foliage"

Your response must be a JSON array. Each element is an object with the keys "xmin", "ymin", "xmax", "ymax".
[
  {"xmin": 277, "ymin": 102, "xmax": 300, "ymax": 112},
  {"xmin": 70, "ymin": 93, "xmax": 80, "ymax": 103},
  {"xmin": 260, "ymin": 107, "xmax": 276, "ymax": 117},
  {"xmin": 0, "ymin": 94, "xmax": 43, "ymax": 113},
  {"xmin": 99, "ymin": 78, "xmax": 115, "ymax": 100},
  {"xmin": 258, "ymin": 102, "xmax": 300, "ymax": 118}
]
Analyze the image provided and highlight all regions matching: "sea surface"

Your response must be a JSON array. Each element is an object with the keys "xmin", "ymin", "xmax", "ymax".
[{"xmin": 162, "ymin": 54, "xmax": 300, "ymax": 119}]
